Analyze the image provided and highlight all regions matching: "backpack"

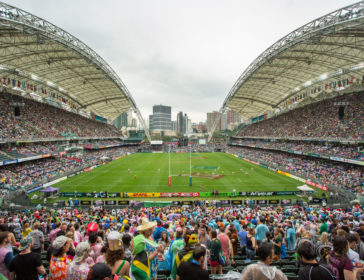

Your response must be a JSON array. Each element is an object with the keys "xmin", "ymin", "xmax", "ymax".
[
  {"xmin": 316, "ymin": 245, "xmax": 332, "ymax": 263},
  {"xmin": 281, "ymin": 243, "xmax": 287, "ymax": 259}
]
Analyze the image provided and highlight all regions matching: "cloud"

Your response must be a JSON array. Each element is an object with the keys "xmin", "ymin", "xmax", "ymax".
[{"xmin": 6, "ymin": 0, "xmax": 355, "ymax": 122}]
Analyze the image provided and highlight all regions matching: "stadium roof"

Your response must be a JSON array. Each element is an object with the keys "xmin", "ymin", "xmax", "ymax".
[
  {"xmin": 0, "ymin": 2, "xmax": 151, "ymax": 140},
  {"xmin": 223, "ymin": 1, "xmax": 364, "ymax": 120}
]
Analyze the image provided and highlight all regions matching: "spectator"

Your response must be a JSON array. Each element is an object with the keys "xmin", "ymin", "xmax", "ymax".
[
  {"xmin": 105, "ymin": 231, "xmax": 130, "ymax": 278},
  {"xmin": 29, "ymin": 222, "xmax": 44, "ymax": 255},
  {"xmin": 297, "ymin": 241, "xmax": 336, "ymax": 280},
  {"xmin": 177, "ymin": 245, "xmax": 209, "ymax": 280},
  {"xmin": 9, "ymin": 235, "xmax": 46, "ymax": 280},
  {"xmin": 209, "ymin": 230, "xmax": 222, "ymax": 275},
  {"xmin": 0, "ymin": 232, "xmax": 12, "ymax": 279},
  {"xmin": 66, "ymin": 242, "xmax": 91, "ymax": 280},
  {"xmin": 49, "ymin": 236, "xmax": 72, "ymax": 280},
  {"xmin": 86, "ymin": 263, "xmax": 113, "ymax": 280},
  {"xmin": 241, "ymin": 242, "xmax": 287, "ymax": 280},
  {"xmin": 328, "ymin": 236, "xmax": 363, "ymax": 280}
]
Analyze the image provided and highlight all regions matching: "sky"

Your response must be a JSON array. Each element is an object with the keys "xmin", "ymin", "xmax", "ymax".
[{"xmin": 7, "ymin": 0, "xmax": 356, "ymax": 123}]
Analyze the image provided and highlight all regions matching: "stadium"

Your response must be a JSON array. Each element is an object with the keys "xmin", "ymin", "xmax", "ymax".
[{"xmin": 0, "ymin": 1, "xmax": 363, "ymax": 280}]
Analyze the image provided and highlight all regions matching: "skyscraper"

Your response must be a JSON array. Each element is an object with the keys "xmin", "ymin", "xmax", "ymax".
[
  {"xmin": 207, "ymin": 111, "xmax": 222, "ymax": 132},
  {"xmin": 149, "ymin": 105, "xmax": 172, "ymax": 131},
  {"xmin": 177, "ymin": 111, "xmax": 184, "ymax": 135}
]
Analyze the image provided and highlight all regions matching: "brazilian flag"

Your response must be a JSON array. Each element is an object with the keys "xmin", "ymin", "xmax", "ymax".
[{"xmin": 131, "ymin": 235, "xmax": 157, "ymax": 280}]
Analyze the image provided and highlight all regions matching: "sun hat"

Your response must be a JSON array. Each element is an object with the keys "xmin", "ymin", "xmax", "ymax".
[
  {"xmin": 73, "ymin": 242, "xmax": 90, "ymax": 263},
  {"xmin": 107, "ymin": 231, "xmax": 122, "ymax": 251},
  {"xmin": 18, "ymin": 235, "xmax": 32, "ymax": 251},
  {"xmin": 136, "ymin": 218, "xmax": 157, "ymax": 232}
]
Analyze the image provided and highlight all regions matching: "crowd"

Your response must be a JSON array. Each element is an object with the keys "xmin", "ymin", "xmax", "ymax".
[
  {"xmin": 239, "ymin": 92, "xmax": 364, "ymax": 140},
  {"xmin": 227, "ymin": 146, "xmax": 363, "ymax": 193},
  {"xmin": 0, "ymin": 146, "xmax": 136, "ymax": 191},
  {"xmin": 0, "ymin": 203, "xmax": 363, "ymax": 280},
  {"xmin": 0, "ymin": 92, "xmax": 121, "ymax": 140},
  {"xmin": 230, "ymin": 139, "xmax": 363, "ymax": 161}
]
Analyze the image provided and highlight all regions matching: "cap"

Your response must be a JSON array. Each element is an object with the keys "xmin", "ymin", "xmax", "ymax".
[
  {"xmin": 87, "ymin": 263, "xmax": 112, "ymax": 280},
  {"xmin": 52, "ymin": 235, "xmax": 70, "ymax": 255},
  {"xmin": 74, "ymin": 242, "xmax": 90, "ymax": 263}
]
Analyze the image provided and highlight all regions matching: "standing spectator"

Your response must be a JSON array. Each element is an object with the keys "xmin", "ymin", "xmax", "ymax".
[
  {"xmin": 66, "ymin": 242, "xmax": 91, "ymax": 280},
  {"xmin": 320, "ymin": 219, "xmax": 329, "ymax": 234},
  {"xmin": 86, "ymin": 263, "xmax": 113, "ymax": 280},
  {"xmin": 30, "ymin": 222, "xmax": 44, "ymax": 255},
  {"xmin": 246, "ymin": 228, "xmax": 256, "ymax": 263},
  {"xmin": 286, "ymin": 221, "xmax": 296, "ymax": 251},
  {"xmin": 255, "ymin": 218, "xmax": 269, "ymax": 245},
  {"xmin": 356, "ymin": 222, "xmax": 364, "ymax": 242},
  {"xmin": 273, "ymin": 228, "xmax": 282, "ymax": 261},
  {"xmin": 198, "ymin": 226, "xmax": 210, "ymax": 248},
  {"xmin": 21, "ymin": 223, "xmax": 31, "ymax": 238},
  {"xmin": 328, "ymin": 236, "xmax": 363, "ymax": 280},
  {"xmin": 297, "ymin": 241, "xmax": 336, "ymax": 280},
  {"xmin": 49, "ymin": 236, "xmax": 72, "ymax": 280},
  {"xmin": 217, "ymin": 225, "xmax": 232, "ymax": 265},
  {"xmin": 171, "ymin": 230, "xmax": 197, "ymax": 280},
  {"xmin": 105, "ymin": 231, "xmax": 130, "ymax": 278},
  {"xmin": 347, "ymin": 233, "xmax": 360, "ymax": 264},
  {"xmin": 238, "ymin": 225, "xmax": 248, "ymax": 256},
  {"xmin": 88, "ymin": 232, "xmax": 102, "ymax": 263},
  {"xmin": 241, "ymin": 242, "xmax": 287, "ymax": 280},
  {"xmin": 9, "ymin": 235, "xmax": 46, "ymax": 280},
  {"xmin": 209, "ymin": 230, "xmax": 222, "ymax": 275},
  {"xmin": 0, "ymin": 232, "xmax": 12, "ymax": 279},
  {"xmin": 228, "ymin": 226, "xmax": 238, "ymax": 257},
  {"xmin": 49, "ymin": 222, "xmax": 61, "ymax": 244},
  {"xmin": 177, "ymin": 245, "xmax": 209, "ymax": 280}
]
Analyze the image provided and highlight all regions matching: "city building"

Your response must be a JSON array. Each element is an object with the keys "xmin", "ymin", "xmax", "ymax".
[
  {"xmin": 149, "ymin": 105, "xmax": 172, "ymax": 131},
  {"xmin": 177, "ymin": 111, "xmax": 185, "ymax": 135}
]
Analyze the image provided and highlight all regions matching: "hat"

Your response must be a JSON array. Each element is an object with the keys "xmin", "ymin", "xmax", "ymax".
[
  {"xmin": 52, "ymin": 235, "xmax": 70, "ymax": 255},
  {"xmin": 87, "ymin": 263, "xmax": 112, "ymax": 280},
  {"xmin": 87, "ymin": 222, "xmax": 98, "ymax": 235},
  {"xmin": 74, "ymin": 242, "xmax": 90, "ymax": 263},
  {"xmin": 18, "ymin": 235, "xmax": 31, "ymax": 251},
  {"xmin": 136, "ymin": 218, "xmax": 157, "ymax": 232},
  {"xmin": 107, "ymin": 231, "xmax": 121, "ymax": 251}
]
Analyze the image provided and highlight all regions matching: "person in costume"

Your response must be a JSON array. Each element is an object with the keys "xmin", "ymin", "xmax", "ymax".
[
  {"xmin": 170, "ymin": 229, "xmax": 198, "ymax": 280},
  {"xmin": 131, "ymin": 219, "xmax": 163, "ymax": 280},
  {"xmin": 105, "ymin": 231, "xmax": 130, "ymax": 278}
]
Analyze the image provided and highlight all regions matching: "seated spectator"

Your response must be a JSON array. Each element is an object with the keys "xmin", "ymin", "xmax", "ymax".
[{"xmin": 241, "ymin": 241, "xmax": 287, "ymax": 280}]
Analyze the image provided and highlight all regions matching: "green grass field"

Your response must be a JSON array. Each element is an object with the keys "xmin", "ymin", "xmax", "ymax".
[{"xmin": 54, "ymin": 152, "xmax": 302, "ymax": 194}]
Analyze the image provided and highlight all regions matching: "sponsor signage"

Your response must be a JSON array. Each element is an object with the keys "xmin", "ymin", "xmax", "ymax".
[
  {"xmin": 256, "ymin": 200, "xmax": 267, "ymax": 205},
  {"xmin": 105, "ymin": 200, "xmax": 116, "ymax": 205},
  {"xmin": 231, "ymin": 200, "xmax": 243, "ymax": 205},
  {"xmin": 311, "ymin": 198, "xmax": 322, "ymax": 203},
  {"xmin": 181, "ymin": 201, "xmax": 193, "ymax": 205},
  {"xmin": 281, "ymin": 199, "xmax": 292, "ymax": 205},
  {"xmin": 220, "ymin": 200, "xmax": 230, "ymax": 205},
  {"xmin": 93, "ymin": 200, "xmax": 104, "ymax": 205},
  {"xmin": 269, "ymin": 200, "xmax": 279, "ymax": 204},
  {"xmin": 26, "ymin": 185, "xmax": 43, "ymax": 194},
  {"xmin": 118, "ymin": 201, "xmax": 129, "ymax": 205},
  {"xmin": 172, "ymin": 201, "xmax": 180, "ymax": 205},
  {"xmin": 80, "ymin": 200, "xmax": 91, "ymax": 205}
]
